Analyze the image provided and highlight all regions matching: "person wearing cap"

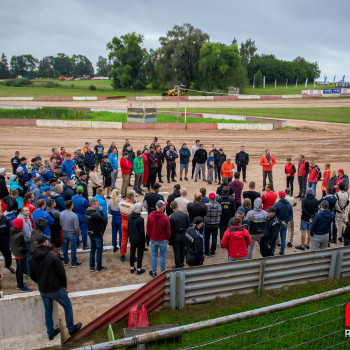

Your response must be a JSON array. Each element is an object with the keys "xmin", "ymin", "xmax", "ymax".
[
  {"xmin": 321, "ymin": 164, "xmax": 332, "ymax": 197},
  {"xmin": 50, "ymin": 164, "xmax": 63, "ymax": 183},
  {"xmin": 30, "ymin": 176, "xmax": 43, "ymax": 206},
  {"xmin": 333, "ymin": 182, "xmax": 349, "ymax": 243},
  {"xmin": 29, "ymin": 233, "xmax": 82, "ymax": 340},
  {"xmin": 143, "ymin": 183, "xmax": 164, "ymax": 214},
  {"xmin": 273, "ymin": 191, "xmax": 293, "ymax": 255},
  {"xmin": 76, "ymin": 171, "xmax": 89, "ymax": 200},
  {"xmin": 179, "ymin": 143, "xmax": 191, "ymax": 182},
  {"xmin": 166, "ymin": 184, "xmax": 181, "ymax": 216},
  {"xmin": 187, "ymin": 192, "xmax": 208, "ymax": 224},
  {"xmin": 32, "ymin": 156, "xmax": 43, "ymax": 172},
  {"xmin": 206, "ymin": 151, "xmax": 215, "ymax": 185},
  {"xmin": 309, "ymin": 200, "xmax": 334, "ymax": 251},
  {"xmin": 133, "ymin": 150, "xmax": 144, "ymax": 195},
  {"xmin": 128, "ymin": 202, "xmax": 146, "ymax": 275},
  {"xmin": 217, "ymin": 186, "xmax": 236, "ymax": 241},
  {"xmin": 0, "ymin": 167, "xmax": 9, "ymax": 199},
  {"xmin": 72, "ymin": 186, "xmax": 90, "ymax": 250},
  {"xmin": 119, "ymin": 190, "xmax": 135, "ymax": 262},
  {"xmin": 37, "ymin": 185, "xmax": 54, "ymax": 206},
  {"xmin": 185, "ymin": 216, "xmax": 204, "ymax": 266},
  {"xmin": 73, "ymin": 150, "xmax": 85, "ymax": 171},
  {"xmin": 57, "ymin": 172, "xmax": 67, "ymax": 186},
  {"xmin": 19, "ymin": 156, "xmax": 30, "ymax": 182},
  {"xmin": 260, "ymin": 149, "xmax": 276, "ymax": 191},
  {"xmin": 296, "ymin": 188, "xmax": 319, "ymax": 250},
  {"xmin": 62, "ymin": 154, "xmax": 75, "ymax": 179},
  {"xmin": 260, "ymin": 207, "xmax": 280, "ymax": 257},
  {"xmin": 228, "ymin": 206, "xmax": 248, "ymax": 229},
  {"xmin": 194, "ymin": 144, "xmax": 207, "ymax": 182},
  {"xmin": 165, "ymin": 145, "xmax": 178, "ymax": 184},
  {"xmin": 101, "ymin": 154, "xmax": 113, "ymax": 198},
  {"xmin": 335, "ymin": 169, "xmax": 349, "ymax": 192},
  {"xmin": 285, "ymin": 157, "xmax": 296, "ymax": 196},
  {"xmin": 204, "ymin": 193, "xmax": 222, "ymax": 256},
  {"xmin": 221, "ymin": 217, "xmax": 251, "ymax": 261},
  {"xmin": 33, "ymin": 199, "xmax": 55, "ymax": 236},
  {"xmin": 215, "ymin": 148, "xmax": 226, "ymax": 185},
  {"xmin": 120, "ymin": 152, "xmax": 133, "ymax": 198},
  {"xmin": 235, "ymin": 146, "xmax": 249, "ymax": 183},
  {"xmin": 82, "ymin": 141, "xmax": 91, "ymax": 154},
  {"xmin": 169, "ymin": 200, "xmax": 190, "ymax": 268},
  {"xmin": 10, "ymin": 218, "xmax": 32, "ymax": 292},
  {"xmin": 175, "ymin": 188, "xmax": 191, "ymax": 214},
  {"xmin": 147, "ymin": 200, "xmax": 171, "ymax": 277},
  {"xmin": 11, "ymin": 151, "xmax": 21, "ymax": 174},
  {"xmin": 108, "ymin": 148, "xmax": 119, "ymax": 191},
  {"xmin": 307, "ymin": 160, "xmax": 321, "ymax": 197},
  {"xmin": 16, "ymin": 166, "xmax": 28, "ymax": 194},
  {"xmin": 147, "ymin": 146, "xmax": 157, "ymax": 191},
  {"xmin": 261, "ymin": 184, "xmax": 277, "ymax": 211},
  {"xmin": 94, "ymin": 139, "xmax": 104, "ymax": 172},
  {"xmin": 0, "ymin": 205, "xmax": 15, "ymax": 274}
]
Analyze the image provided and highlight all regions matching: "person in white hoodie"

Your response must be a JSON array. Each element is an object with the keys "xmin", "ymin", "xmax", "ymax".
[
  {"xmin": 17, "ymin": 206, "xmax": 33, "ymax": 275},
  {"xmin": 245, "ymin": 197, "xmax": 267, "ymax": 259}
]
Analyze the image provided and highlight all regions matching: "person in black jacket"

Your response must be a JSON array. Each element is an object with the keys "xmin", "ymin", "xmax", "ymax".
[
  {"xmin": 187, "ymin": 192, "xmax": 208, "ymax": 223},
  {"xmin": 216, "ymin": 176, "xmax": 234, "ymax": 196},
  {"xmin": 217, "ymin": 186, "xmax": 236, "ymax": 240},
  {"xmin": 0, "ymin": 212, "xmax": 15, "ymax": 273},
  {"xmin": 29, "ymin": 233, "xmax": 82, "ymax": 340},
  {"xmin": 101, "ymin": 155, "xmax": 113, "ymax": 198},
  {"xmin": 0, "ymin": 168, "xmax": 9, "ymax": 200},
  {"xmin": 166, "ymin": 184, "xmax": 181, "ymax": 216},
  {"xmin": 243, "ymin": 181, "xmax": 261, "ymax": 204},
  {"xmin": 143, "ymin": 183, "xmax": 164, "ymax": 214},
  {"xmin": 62, "ymin": 178, "xmax": 76, "ymax": 200},
  {"xmin": 76, "ymin": 171, "xmax": 89, "ymax": 200},
  {"xmin": 147, "ymin": 146, "xmax": 157, "ymax": 191},
  {"xmin": 235, "ymin": 146, "xmax": 249, "ymax": 182},
  {"xmin": 165, "ymin": 145, "xmax": 178, "ymax": 183},
  {"xmin": 260, "ymin": 207, "xmax": 280, "ymax": 257},
  {"xmin": 155, "ymin": 145, "xmax": 165, "ymax": 183},
  {"xmin": 128, "ymin": 202, "xmax": 145, "ymax": 275},
  {"xmin": 194, "ymin": 144, "xmax": 207, "ymax": 182},
  {"xmin": 185, "ymin": 216, "xmax": 204, "ymax": 266},
  {"xmin": 86, "ymin": 199, "xmax": 108, "ymax": 272},
  {"xmin": 11, "ymin": 151, "xmax": 21, "ymax": 174},
  {"xmin": 215, "ymin": 149, "xmax": 226, "ymax": 185},
  {"xmin": 170, "ymin": 201, "xmax": 190, "ymax": 268}
]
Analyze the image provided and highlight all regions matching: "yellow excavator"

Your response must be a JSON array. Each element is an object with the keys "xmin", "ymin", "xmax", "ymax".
[{"xmin": 162, "ymin": 85, "xmax": 186, "ymax": 96}]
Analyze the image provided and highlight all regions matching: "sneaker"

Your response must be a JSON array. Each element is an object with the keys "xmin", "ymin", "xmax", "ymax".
[
  {"xmin": 64, "ymin": 262, "xmax": 70, "ymax": 266},
  {"xmin": 167, "ymin": 180, "xmax": 170, "ymax": 183},
  {"xmin": 287, "ymin": 242, "xmax": 293, "ymax": 248},
  {"xmin": 137, "ymin": 269, "xmax": 146, "ymax": 275},
  {"xmin": 210, "ymin": 253, "xmax": 216, "ymax": 257},
  {"xmin": 171, "ymin": 179, "xmax": 176, "ymax": 182},
  {"xmin": 218, "ymin": 182, "xmax": 221, "ymax": 185},
  {"xmin": 7, "ymin": 266, "xmax": 16, "ymax": 274},
  {"xmin": 204, "ymin": 253, "xmax": 209, "ymax": 257},
  {"xmin": 295, "ymin": 245, "xmax": 305, "ymax": 250},
  {"xmin": 330, "ymin": 239, "xmax": 336, "ymax": 243},
  {"xmin": 120, "ymin": 256, "xmax": 125, "ymax": 262},
  {"xmin": 159, "ymin": 180, "xmax": 164, "ymax": 183},
  {"xmin": 113, "ymin": 246, "xmax": 119, "ymax": 253},
  {"xmin": 17, "ymin": 282, "xmax": 27, "ymax": 290},
  {"xmin": 69, "ymin": 322, "xmax": 82, "ymax": 336},
  {"xmin": 143, "ymin": 247, "xmax": 148, "ymax": 251},
  {"xmin": 194, "ymin": 179, "xmax": 197, "ymax": 182},
  {"xmin": 261, "ymin": 188, "xmax": 265, "ymax": 192},
  {"xmin": 82, "ymin": 245, "xmax": 90, "ymax": 250},
  {"xmin": 277, "ymin": 243, "xmax": 281, "ymax": 247},
  {"xmin": 305, "ymin": 245, "xmax": 310, "ymax": 250},
  {"xmin": 90, "ymin": 267, "xmax": 95, "ymax": 272},
  {"xmin": 97, "ymin": 266, "xmax": 107, "ymax": 273},
  {"xmin": 203, "ymin": 179, "xmax": 206, "ymax": 181},
  {"xmin": 207, "ymin": 181, "xmax": 212, "ymax": 185},
  {"xmin": 19, "ymin": 286, "xmax": 32, "ymax": 293},
  {"xmin": 71, "ymin": 262, "xmax": 83, "ymax": 268},
  {"xmin": 106, "ymin": 196, "xmax": 111, "ymax": 199},
  {"xmin": 179, "ymin": 177, "xmax": 183, "ymax": 181},
  {"xmin": 149, "ymin": 271, "xmax": 157, "ymax": 278},
  {"xmin": 184, "ymin": 177, "xmax": 188, "ymax": 181},
  {"xmin": 130, "ymin": 267, "xmax": 135, "ymax": 274},
  {"xmin": 49, "ymin": 328, "xmax": 60, "ymax": 341},
  {"xmin": 338, "ymin": 237, "xmax": 343, "ymax": 243},
  {"xmin": 243, "ymin": 179, "xmax": 247, "ymax": 183}
]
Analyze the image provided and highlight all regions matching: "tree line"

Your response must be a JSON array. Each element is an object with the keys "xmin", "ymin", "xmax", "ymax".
[{"xmin": 0, "ymin": 23, "xmax": 320, "ymax": 92}]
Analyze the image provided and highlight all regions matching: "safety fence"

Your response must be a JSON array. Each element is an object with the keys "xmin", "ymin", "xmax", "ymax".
[{"xmin": 73, "ymin": 285, "xmax": 350, "ymax": 349}]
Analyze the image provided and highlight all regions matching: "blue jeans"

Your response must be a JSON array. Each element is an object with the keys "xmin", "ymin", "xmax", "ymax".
[
  {"xmin": 23, "ymin": 241, "xmax": 31, "ymax": 275},
  {"xmin": 111, "ymin": 211, "xmax": 122, "ymax": 247},
  {"xmin": 90, "ymin": 235, "xmax": 103, "ymax": 270},
  {"xmin": 308, "ymin": 182, "xmax": 317, "ymax": 196},
  {"xmin": 77, "ymin": 213, "xmax": 88, "ymax": 246},
  {"xmin": 151, "ymin": 240, "xmax": 168, "ymax": 273},
  {"xmin": 63, "ymin": 231, "xmax": 77, "ymax": 266},
  {"xmin": 41, "ymin": 288, "xmax": 74, "ymax": 336},
  {"xmin": 273, "ymin": 225, "xmax": 287, "ymax": 255}
]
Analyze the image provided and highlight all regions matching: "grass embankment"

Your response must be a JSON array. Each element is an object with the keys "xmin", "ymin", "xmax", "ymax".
[
  {"xmin": 0, "ymin": 108, "xmax": 255, "ymax": 124},
  {"xmin": 162, "ymin": 107, "xmax": 350, "ymax": 123},
  {"xmin": 64, "ymin": 277, "xmax": 350, "ymax": 349}
]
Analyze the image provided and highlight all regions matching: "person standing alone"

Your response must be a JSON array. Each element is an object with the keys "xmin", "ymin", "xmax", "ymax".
[
  {"xmin": 285, "ymin": 158, "xmax": 296, "ymax": 196},
  {"xmin": 260, "ymin": 149, "xmax": 276, "ymax": 191},
  {"xmin": 235, "ymin": 146, "xmax": 249, "ymax": 183}
]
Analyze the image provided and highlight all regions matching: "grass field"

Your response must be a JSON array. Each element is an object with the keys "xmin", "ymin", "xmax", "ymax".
[
  {"xmin": 64, "ymin": 277, "xmax": 350, "ymax": 349},
  {"xmin": 0, "ymin": 108, "xmax": 256, "ymax": 124},
  {"xmin": 162, "ymin": 107, "xmax": 350, "ymax": 123}
]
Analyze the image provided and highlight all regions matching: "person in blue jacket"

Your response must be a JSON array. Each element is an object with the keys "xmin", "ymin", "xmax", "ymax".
[
  {"xmin": 108, "ymin": 149, "xmax": 119, "ymax": 190},
  {"xmin": 62, "ymin": 154, "xmax": 75, "ymax": 179},
  {"xmin": 32, "ymin": 199, "xmax": 55, "ymax": 236},
  {"xmin": 72, "ymin": 186, "xmax": 90, "ymax": 249},
  {"xmin": 84, "ymin": 146, "xmax": 96, "ymax": 175},
  {"xmin": 179, "ymin": 143, "xmax": 191, "ymax": 181},
  {"xmin": 92, "ymin": 187, "xmax": 108, "ymax": 235}
]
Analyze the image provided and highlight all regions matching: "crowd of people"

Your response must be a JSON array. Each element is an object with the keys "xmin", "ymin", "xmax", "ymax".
[{"xmin": 0, "ymin": 137, "xmax": 349, "ymax": 340}]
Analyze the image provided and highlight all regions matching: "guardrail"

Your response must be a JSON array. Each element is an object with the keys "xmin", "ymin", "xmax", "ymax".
[{"xmin": 166, "ymin": 246, "xmax": 350, "ymax": 309}]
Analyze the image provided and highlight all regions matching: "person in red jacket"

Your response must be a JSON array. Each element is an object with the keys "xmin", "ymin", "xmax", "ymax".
[
  {"xmin": 285, "ymin": 157, "xmax": 296, "ymax": 196},
  {"xmin": 221, "ymin": 217, "xmax": 251, "ymax": 261},
  {"xmin": 261, "ymin": 184, "xmax": 277, "ymax": 210},
  {"xmin": 260, "ymin": 149, "xmax": 276, "ymax": 191},
  {"xmin": 297, "ymin": 154, "xmax": 309, "ymax": 199},
  {"xmin": 321, "ymin": 164, "xmax": 331, "ymax": 197},
  {"xmin": 142, "ymin": 148, "xmax": 149, "ymax": 187},
  {"xmin": 307, "ymin": 160, "xmax": 321, "ymax": 197},
  {"xmin": 120, "ymin": 152, "xmax": 133, "ymax": 198},
  {"xmin": 146, "ymin": 200, "xmax": 171, "ymax": 277}
]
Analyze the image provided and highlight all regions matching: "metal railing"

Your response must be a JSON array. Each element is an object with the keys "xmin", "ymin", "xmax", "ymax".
[
  {"xmin": 166, "ymin": 246, "xmax": 350, "ymax": 309},
  {"xmin": 73, "ymin": 285, "xmax": 350, "ymax": 349}
]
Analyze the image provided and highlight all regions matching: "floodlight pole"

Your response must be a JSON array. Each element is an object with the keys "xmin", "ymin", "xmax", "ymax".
[{"xmin": 177, "ymin": 86, "xmax": 179, "ymax": 123}]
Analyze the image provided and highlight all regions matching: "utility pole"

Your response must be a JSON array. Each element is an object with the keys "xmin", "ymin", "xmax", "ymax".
[{"xmin": 177, "ymin": 85, "xmax": 179, "ymax": 124}]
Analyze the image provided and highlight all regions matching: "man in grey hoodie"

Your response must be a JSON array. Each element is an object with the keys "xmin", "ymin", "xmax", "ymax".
[
  {"xmin": 246, "ymin": 198, "xmax": 267, "ymax": 259},
  {"xmin": 18, "ymin": 206, "xmax": 32, "ymax": 275}
]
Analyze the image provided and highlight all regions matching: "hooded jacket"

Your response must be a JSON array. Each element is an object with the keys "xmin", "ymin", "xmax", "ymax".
[
  {"xmin": 0, "ymin": 174, "xmax": 9, "ymax": 199},
  {"xmin": 166, "ymin": 190, "xmax": 181, "ymax": 216},
  {"xmin": 30, "ymin": 218, "xmax": 48, "ymax": 252},
  {"xmin": 0, "ymin": 215, "xmax": 10, "ymax": 248},
  {"xmin": 128, "ymin": 212, "xmax": 145, "ymax": 245},
  {"xmin": 246, "ymin": 198, "xmax": 267, "ymax": 235},
  {"xmin": 221, "ymin": 226, "xmax": 251, "ymax": 258},
  {"xmin": 185, "ymin": 226, "xmax": 204, "ymax": 266},
  {"xmin": 32, "ymin": 209, "xmax": 54, "ymax": 236},
  {"xmin": 215, "ymin": 152, "xmax": 227, "ymax": 168},
  {"xmin": 146, "ymin": 210, "xmax": 171, "ymax": 241},
  {"xmin": 274, "ymin": 198, "xmax": 293, "ymax": 224},
  {"xmin": 101, "ymin": 160, "xmax": 113, "ymax": 176},
  {"xmin": 310, "ymin": 209, "xmax": 334, "ymax": 236},
  {"xmin": 17, "ymin": 213, "xmax": 32, "ymax": 242},
  {"xmin": 10, "ymin": 218, "xmax": 27, "ymax": 258},
  {"xmin": 217, "ymin": 193, "xmax": 236, "ymax": 223},
  {"xmin": 179, "ymin": 147, "xmax": 191, "ymax": 165},
  {"xmin": 169, "ymin": 210, "xmax": 190, "ymax": 242},
  {"xmin": 194, "ymin": 148, "xmax": 207, "ymax": 164},
  {"xmin": 29, "ymin": 246, "xmax": 67, "ymax": 293},
  {"xmin": 301, "ymin": 192, "xmax": 319, "ymax": 221},
  {"xmin": 50, "ymin": 191, "xmax": 66, "ymax": 212},
  {"xmin": 84, "ymin": 151, "xmax": 96, "ymax": 170},
  {"xmin": 85, "ymin": 208, "xmax": 107, "ymax": 237}
]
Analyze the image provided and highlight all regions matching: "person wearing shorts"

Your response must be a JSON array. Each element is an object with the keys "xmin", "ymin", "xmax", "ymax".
[{"xmin": 179, "ymin": 143, "xmax": 191, "ymax": 181}]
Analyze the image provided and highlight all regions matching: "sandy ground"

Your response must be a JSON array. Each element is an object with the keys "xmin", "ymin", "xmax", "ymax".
[
  {"xmin": 0, "ymin": 96, "xmax": 350, "ymax": 110},
  {"xmin": 0, "ymin": 106, "xmax": 349, "ymax": 331}
]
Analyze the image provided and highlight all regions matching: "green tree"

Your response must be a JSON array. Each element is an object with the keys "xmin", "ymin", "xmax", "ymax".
[
  {"xmin": 157, "ymin": 23, "xmax": 209, "ymax": 87},
  {"xmin": 197, "ymin": 42, "xmax": 247, "ymax": 92},
  {"xmin": 10, "ymin": 55, "xmax": 38, "ymax": 77},
  {"xmin": 107, "ymin": 32, "xmax": 146, "ymax": 89},
  {"xmin": 254, "ymin": 70, "xmax": 263, "ymax": 87},
  {"xmin": 54, "ymin": 53, "xmax": 72, "ymax": 76},
  {"xmin": 71, "ymin": 55, "xmax": 94, "ymax": 76},
  {"xmin": 38, "ymin": 56, "xmax": 59, "ymax": 78},
  {"xmin": 96, "ymin": 56, "xmax": 110, "ymax": 76},
  {"xmin": 240, "ymin": 39, "xmax": 257, "ymax": 67},
  {"xmin": 293, "ymin": 56, "xmax": 320, "ymax": 80},
  {"xmin": 0, "ymin": 53, "xmax": 10, "ymax": 79}
]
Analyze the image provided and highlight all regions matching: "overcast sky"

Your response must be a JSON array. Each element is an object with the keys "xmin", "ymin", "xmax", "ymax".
[{"xmin": 1, "ymin": 0, "xmax": 349, "ymax": 81}]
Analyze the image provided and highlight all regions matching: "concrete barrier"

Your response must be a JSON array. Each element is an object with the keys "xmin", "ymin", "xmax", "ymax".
[
  {"xmin": 187, "ymin": 96, "xmax": 214, "ymax": 100},
  {"xmin": 59, "ymin": 96, "xmax": 73, "ymax": 101},
  {"xmin": 155, "ymin": 123, "xmax": 185, "ymax": 130},
  {"xmin": 0, "ymin": 105, "xmax": 41, "ymax": 110},
  {"xmin": 187, "ymin": 123, "xmax": 217, "ymax": 130},
  {"xmin": 213, "ymin": 95, "xmax": 238, "ymax": 100},
  {"xmin": 217, "ymin": 123, "xmax": 248, "ymax": 130},
  {"xmin": 91, "ymin": 121, "xmax": 123, "ymax": 129},
  {"xmin": 281, "ymin": 94, "xmax": 302, "ymax": 98},
  {"xmin": 237, "ymin": 95, "xmax": 261, "ymax": 99},
  {"xmin": 0, "ymin": 118, "xmax": 37, "ymax": 126},
  {"xmin": 0, "ymin": 292, "xmax": 61, "ymax": 349},
  {"xmin": 85, "ymin": 96, "xmax": 98, "ymax": 101},
  {"xmin": 122, "ymin": 122, "xmax": 155, "ymax": 129},
  {"xmin": 0, "ymin": 97, "xmax": 34, "ymax": 101},
  {"xmin": 72, "ymin": 97, "xmax": 86, "ymax": 101},
  {"xmin": 260, "ymin": 95, "xmax": 282, "ymax": 99},
  {"xmin": 36, "ymin": 119, "xmax": 92, "ymax": 128},
  {"xmin": 202, "ymin": 113, "xmax": 245, "ymax": 121}
]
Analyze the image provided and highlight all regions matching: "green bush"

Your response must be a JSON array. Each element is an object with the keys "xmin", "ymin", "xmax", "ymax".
[
  {"xmin": 88, "ymin": 84, "xmax": 97, "ymax": 91},
  {"xmin": 4, "ymin": 79, "xmax": 33, "ymax": 87},
  {"xmin": 0, "ymin": 108, "xmax": 90, "ymax": 120},
  {"xmin": 43, "ymin": 81, "xmax": 61, "ymax": 88}
]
